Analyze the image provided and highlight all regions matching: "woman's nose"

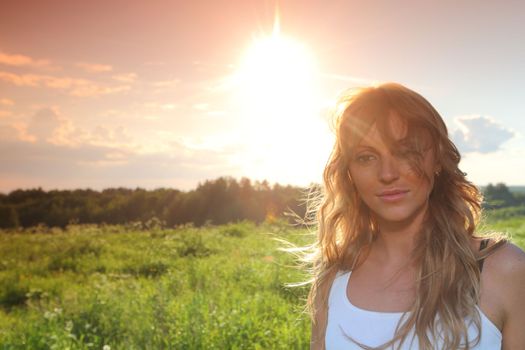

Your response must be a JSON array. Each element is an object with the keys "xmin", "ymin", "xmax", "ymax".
[{"xmin": 379, "ymin": 155, "xmax": 400, "ymax": 183}]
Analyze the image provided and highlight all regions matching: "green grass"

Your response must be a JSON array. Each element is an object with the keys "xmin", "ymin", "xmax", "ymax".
[
  {"xmin": 0, "ymin": 217, "xmax": 524, "ymax": 349},
  {"xmin": 0, "ymin": 221, "xmax": 311, "ymax": 349},
  {"xmin": 482, "ymin": 215, "xmax": 525, "ymax": 248}
]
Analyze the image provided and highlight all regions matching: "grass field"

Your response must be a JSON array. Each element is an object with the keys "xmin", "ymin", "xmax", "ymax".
[
  {"xmin": 0, "ymin": 221, "xmax": 311, "ymax": 349},
  {"xmin": 1, "ymin": 217, "xmax": 524, "ymax": 349}
]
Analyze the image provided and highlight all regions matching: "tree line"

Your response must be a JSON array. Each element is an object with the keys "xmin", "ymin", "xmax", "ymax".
[
  {"xmin": 483, "ymin": 183, "xmax": 525, "ymax": 209},
  {"xmin": 0, "ymin": 177, "xmax": 309, "ymax": 229},
  {"xmin": 0, "ymin": 178, "xmax": 522, "ymax": 229}
]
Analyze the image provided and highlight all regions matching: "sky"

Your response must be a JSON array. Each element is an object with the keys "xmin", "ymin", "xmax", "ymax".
[{"xmin": 1, "ymin": 0, "xmax": 524, "ymax": 193}]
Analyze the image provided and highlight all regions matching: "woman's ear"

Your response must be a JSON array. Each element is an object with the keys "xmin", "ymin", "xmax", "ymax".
[{"xmin": 434, "ymin": 164, "xmax": 442, "ymax": 176}]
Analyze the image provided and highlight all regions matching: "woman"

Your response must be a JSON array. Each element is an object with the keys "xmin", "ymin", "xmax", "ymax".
[{"xmin": 308, "ymin": 83, "xmax": 525, "ymax": 349}]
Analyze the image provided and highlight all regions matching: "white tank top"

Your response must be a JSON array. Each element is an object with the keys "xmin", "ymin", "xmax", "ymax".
[{"xmin": 325, "ymin": 271, "xmax": 502, "ymax": 349}]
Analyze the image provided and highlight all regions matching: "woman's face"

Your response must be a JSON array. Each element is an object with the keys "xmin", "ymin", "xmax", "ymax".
[{"xmin": 348, "ymin": 114, "xmax": 437, "ymax": 228}]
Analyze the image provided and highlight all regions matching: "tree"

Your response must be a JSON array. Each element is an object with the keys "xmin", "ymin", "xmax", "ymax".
[
  {"xmin": 0, "ymin": 205, "xmax": 20, "ymax": 229},
  {"xmin": 483, "ymin": 182, "xmax": 516, "ymax": 208}
]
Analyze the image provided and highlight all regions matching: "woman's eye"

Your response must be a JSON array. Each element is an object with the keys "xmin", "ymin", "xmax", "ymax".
[{"xmin": 356, "ymin": 154, "xmax": 376, "ymax": 163}]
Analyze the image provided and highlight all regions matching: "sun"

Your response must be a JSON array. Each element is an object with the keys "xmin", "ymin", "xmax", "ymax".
[
  {"xmin": 234, "ymin": 9, "xmax": 319, "ymax": 124},
  {"xmin": 231, "ymin": 21, "xmax": 331, "ymax": 185},
  {"xmin": 237, "ymin": 35, "xmax": 316, "ymax": 106},
  {"xmin": 233, "ymin": 17, "xmax": 320, "ymax": 139},
  {"xmin": 235, "ymin": 32, "xmax": 317, "ymax": 125}
]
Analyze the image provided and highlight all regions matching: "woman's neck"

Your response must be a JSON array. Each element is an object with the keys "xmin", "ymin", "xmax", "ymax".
[{"xmin": 372, "ymin": 205, "xmax": 428, "ymax": 266}]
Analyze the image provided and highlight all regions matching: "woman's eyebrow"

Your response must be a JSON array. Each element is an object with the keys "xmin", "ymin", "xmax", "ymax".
[{"xmin": 353, "ymin": 144, "xmax": 377, "ymax": 152}]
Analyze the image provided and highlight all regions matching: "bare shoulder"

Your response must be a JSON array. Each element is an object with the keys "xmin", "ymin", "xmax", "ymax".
[
  {"xmin": 483, "ymin": 241, "xmax": 525, "ymax": 296},
  {"xmin": 483, "ymin": 241, "xmax": 525, "ymax": 348},
  {"xmin": 484, "ymin": 241, "xmax": 525, "ymax": 278}
]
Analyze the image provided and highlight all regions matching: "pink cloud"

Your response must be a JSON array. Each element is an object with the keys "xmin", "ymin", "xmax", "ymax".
[
  {"xmin": 75, "ymin": 62, "xmax": 113, "ymax": 73},
  {"xmin": 151, "ymin": 79, "xmax": 180, "ymax": 88},
  {"xmin": 5, "ymin": 107, "xmax": 135, "ymax": 150},
  {"xmin": 0, "ymin": 51, "xmax": 50, "ymax": 68},
  {"xmin": 112, "ymin": 73, "xmax": 137, "ymax": 83},
  {"xmin": 6, "ymin": 122, "xmax": 37, "ymax": 143},
  {"xmin": 0, "ymin": 110, "xmax": 12, "ymax": 118},
  {"xmin": 0, "ymin": 71, "xmax": 41, "ymax": 86},
  {"xmin": 0, "ymin": 71, "xmax": 131, "ymax": 97},
  {"xmin": 0, "ymin": 98, "xmax": 14, "ymax": 106},
  {"xmin": 70, "ymin": 84, "xmax": 131, "ymax": 97}
]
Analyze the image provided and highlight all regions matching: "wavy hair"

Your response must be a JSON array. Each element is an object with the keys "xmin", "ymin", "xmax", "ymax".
[{"xmin": 307, "ymin": 82, "xmax": 505, "ymax": 350}]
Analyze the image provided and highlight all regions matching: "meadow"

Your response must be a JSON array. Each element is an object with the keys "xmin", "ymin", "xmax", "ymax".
[
  {"xmin": 0, "ymin": 221, "xmax": 311, "ymax": 349},
  {"xmin": 1, "ymin": 215, "xmax": 524, "ymax": 349}
]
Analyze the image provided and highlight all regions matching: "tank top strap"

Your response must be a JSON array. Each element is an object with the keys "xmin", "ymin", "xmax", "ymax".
[{"xmin": 478, "ymin": 238, "xmax": 489, "ymax": 273}]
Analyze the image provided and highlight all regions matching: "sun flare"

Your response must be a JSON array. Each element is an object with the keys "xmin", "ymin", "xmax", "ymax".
[
  {"xmin": 236, "ymin": 33, "xmax": 317, "ymax": 123},
  {"xmin": 232, "ymin": 26, "xmax": 331, "ymax": 185}
]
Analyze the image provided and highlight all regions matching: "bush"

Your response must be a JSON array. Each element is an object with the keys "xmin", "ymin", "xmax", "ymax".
[
  {"xmin": 0, "ymin": 276, "xmax": 29, "ymax": 308},
  {"xmin": 176, "ymin": 232, "xmax": 213, "ymax": 258},
  {"xmin": 219, "ymin": 221, "xmax": 255, "ymax": 238}
]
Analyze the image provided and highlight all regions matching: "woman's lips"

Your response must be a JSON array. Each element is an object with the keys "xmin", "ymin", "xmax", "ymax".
[{"xmin": 377, "ymin": 189, "xmax": 410, "ymax": 202}]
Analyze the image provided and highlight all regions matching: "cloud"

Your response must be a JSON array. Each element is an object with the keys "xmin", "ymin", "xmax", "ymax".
[
  {"xmin": 0, "ymin": 122, "xmax": 35, "ymax": 142},
  {"xmin": 0, "ymin": 124, "xmax": 239, "ymax": 191},
  {"xmin": 142, "ymin": 102, "xmax": 178, "ymax": 111},
  {"xmin": 0, "ymin": 98, "xmax": 14, "ymax": 106},
  {"xmin": 69, "ymin": 83, "xmax": 130, "ymax": 97},
  {"xmin": 112, "ymin": 72, "xmax": 137, "ymax": 83},
  {"xmin": 75, "ymin": 62, "xmax": 113, "ymax": 73},
  {"xmin": 99, "ymin": 109, "xmax": 123, "ymax": 117},
  {"xmin": 0, "ymin": 105, "xmax": 239, "ymax": 191},
  {"xmin": 4, "ymin": 107, "xmax": 135, "ymax": 150},
  {"xmin": 0, "ymin": 108, "xmax": 77, "ymax": 144},
  {"xmin": 0, "ymin": 51, "xmax": 50, "ymax": 68},
  {"xmin": 150, "ymin": 79, "xmax": 181, "ymax": 93},
  {"xmin": 0, "ymin": 110, "xmax": 12, "ymax": 118},
  {"xmin": 27, "ymin": 108, "xmax": 96, "ymax": 147},
  {"xmin": 151, "ymin": 79, "xmax": 180, "ymax": 88},
  {"xmin": 0, "ymin": 71, "xmax": 131, "ymax": 97},
  {"xmin": 452, "ymin": 115, "xmax": 515, "ymax": 153},
  {"xmin": 27, "ymin": 108, "xmax": 63, "ymax": 143},
  {"xmin": 87, "ymin": 125, "xmax": 134, "ymax": 148},
  {"xmin": 0, "ymin": 102, "xmax": 292, "ymax": 192},
  {"xmin": 0, "ymin": 71, "xmax": 41, "ymax": 86}
]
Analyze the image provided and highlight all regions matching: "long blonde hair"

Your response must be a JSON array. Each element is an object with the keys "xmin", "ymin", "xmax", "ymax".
[{"xmin": 308, "ymin": 82, "xmax": 504, "ymax": 349}]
